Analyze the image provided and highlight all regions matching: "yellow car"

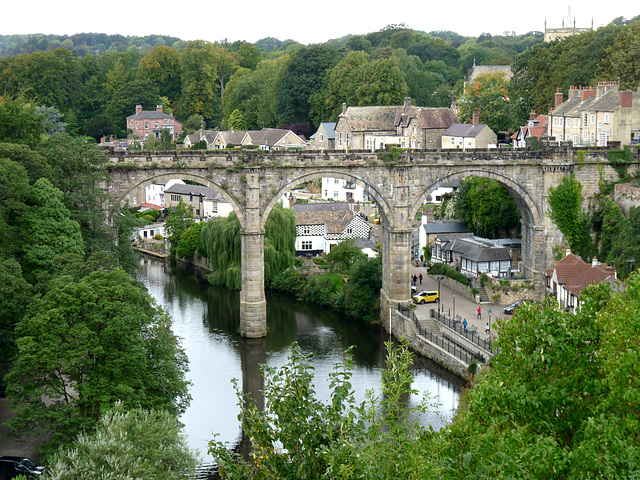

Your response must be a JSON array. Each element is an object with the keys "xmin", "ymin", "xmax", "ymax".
[{"xmin": 412, "ymin": 290, "xmax": 439, "ymax": 304}]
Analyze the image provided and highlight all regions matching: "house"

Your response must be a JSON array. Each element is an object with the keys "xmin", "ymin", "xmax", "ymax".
[
  {"xmin": 309, "ymin": 122, "xmax": 336, "ymax": 150},
  {"xmin": 548, "ymin": 82, "xmax": 640, "ymax": 146},
  {"xmin": 183, "ymin": 129, "xmax": 217, "ymax": 148},
  {"xmin": 353, "ymin": 238, "xmax": 379, "ymax": 258},
  {"xmin": 333, "ymin": 97, "xmax": 458, "ymax": 150},
  {"xmin": 133, "ymin": 222, "xmax": 166, "ymax": 241},
  {"xmin": 210, "ymin": 130, "xmax": 247, "ymax": 149},
  {"xmin": 145, "ymin": 179, "xmax": 186, "ymax": 206},
  {"xmin": 441, "ymin": 111, "xmax": 497, "ymax": 149},
  {"xmin": 416, "ymin": 217, "xmax": 468, "ymax": 260},
  {"xmin": 511, "ymin": 112, "xmax": 549, "ymax": 148},
  {"xmin": 293, "ymin": 202, "xmax": 372, "ymax": 255},
  {"xmin": 164, "ymin": 183, "xmax": 232, "ymax": 221},
  {"xmin": 321, "ymin": 177, "xmax": 372, "ymax": 202},
  {"xmin": 126, "ymin": 105, "xmax": 182, "ymax": 142},
  {"xmin": 545, "ymin": 252, "xmax": 620, "ymax": 313},
  {"xmin": 242, "ymin": 128, "xmax": 306, "ymax": 150},
  {"xmin": 431, "ymin": 234, "xmax": 512, "ymax": 278}
]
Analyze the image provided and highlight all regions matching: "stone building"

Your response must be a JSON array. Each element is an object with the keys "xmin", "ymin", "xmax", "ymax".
[
  {"xmin": 441, "ymin": 111, "xmax": 497, "ymax": 149},
  {"xmin": 333, "ymin": 97, "xmax": 458, "ymax": 150},
  {"xmin": 309, "ymin": 122, "xmax": 336, "ymax": 150},
  {"xmin": 164, "ymin": 183, "xmax": 232, "ymax": 220},
  {"xmin": 549, "ymin": 82, "xmax": 640, "ymax": 146},
  {"xmin": 544, "ymin": 17, "xmax": 592, "ymax": 42}
]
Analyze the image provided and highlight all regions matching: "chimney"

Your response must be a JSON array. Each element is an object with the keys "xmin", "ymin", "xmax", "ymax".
[
  {"xmin": 135, "ymin": 104, "xmax": 143, "ymax": 115},
  {"xmin": 555, "ymin": 88, "xmax": 564, "ymax": 108},
  {"xmin": 100, "ymin": 135, "xmax": 106, "ymax": 144},
  {"xmin": 342, "ymin": 103, "xmax": 347, "ymax": 115},
  {"xmin": 568, "ymin": 85, "xmax": 581, "ymax": 100},
  {"xmin": 404, "ymin": 97, "xmax": 411, "ymax": 109},
  {"xmin": 529, "ymin": 110, "xmax": 537, "ymax": 121},
  {"xmin": 592, "ymin": 257, "xmax": 599, "ymax": 267},
  {"xmin": 472, "ymin": 111, "xmax": 479, "ymax": 125},
  {"xmin": 596, "ymin": 81, "xmax": 619, "ymax": 97},
  {"xmin": 565, "ymin": 247, "xmax": 571, "ymax": 257},
  {"xmin": 156, "ymin": 104, "xmax": 163, "ymax": 112},
  {"xmin": 581, "ymin": 87, "xmax": 596, "ymax": 102},
  {"xmin": 620, "ymin": 90, "xmax": 632, "ymax": 108}
]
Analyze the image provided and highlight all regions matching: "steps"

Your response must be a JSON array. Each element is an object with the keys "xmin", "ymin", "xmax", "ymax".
[{"xmin": 475, "ymin": 285, "xmax": 492, "ymax": 304}]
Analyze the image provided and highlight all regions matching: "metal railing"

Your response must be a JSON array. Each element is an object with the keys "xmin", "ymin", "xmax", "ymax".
[
  {"xmin": 431, "ymin": 310, "xmax": 499, "ymax": 355},
  {"xmin": 397, "ymin": 304, "xmax": 473, "ymax": 365}
]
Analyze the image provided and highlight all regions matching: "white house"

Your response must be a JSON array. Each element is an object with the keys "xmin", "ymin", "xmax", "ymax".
[
  {"xmin": 133, "ymin": 222, "xmax": 166, "ymax": 241},
  {"xmin": 164, "ymin": 183, "xmax": 232, "ymax": 221},
  {"xmin": 416, "ymin": 217, "xmax": 468, "ymax": 260},
  {"xmin": 321, "ymin": 177, "xmax": 372, "ymax": 202},
  {"xmin": 432, "ymin": 234, "xmax": 512, "ymax": 278},
  {"xmin": 293, "ymin": 202, "xmax": 371, "ymax": 255},
  {"xmin": 145, "ymin": 179, "xmax": 186, "ymax": 206}
]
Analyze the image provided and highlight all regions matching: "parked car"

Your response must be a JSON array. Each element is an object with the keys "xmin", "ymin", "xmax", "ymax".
[
  {"xmin": 631, "ymin": 137, "xmax": 640, "ymax": 145},
  {"xmin": 412, "ymin": 290, "xmax": 439, "ymax": 304},
  {"xmin": 0, "ymin": 456, "xmax": 44, "ymax": 479},
  {"xmin": 503, "ymin": 299, "xmax": 534, "ymax": 315}
]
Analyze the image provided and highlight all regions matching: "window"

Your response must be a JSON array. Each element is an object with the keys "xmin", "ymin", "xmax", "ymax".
[
  {"xmin": 212, "ymin": 203, "xmax": 218, "ymax": 213},
  {"xmin": 450, "ymin": 137, "xmax": 455, "ymax": 145},
  {"xmin": 171, "ymin": 194, "xmax": 180, "ymax": 202},
  {"xmin": 559, "ymin": 117, "xmax": 563, "ymax": 127},
  {"xmin": 334, "ymin": 191, "xmax": 338, "ymax": 198},
  {"xmin": 155, "ymin": 122, "xmax": 159, "ymax": 128},
  {"xmin": 301, "ymin": 241, "xmax": 312, "ymax": 250},
  {"xmin": 145, "ymin": 122, "xmax": 149, "ymax": 129},
  {"xmin": 324, "ymin": 189, "xmax": 328, "ymax": 197},
  {"xmin": 604, "ymin": 113, "xmax": 610, "ymax": 124},
  {"xmin": 334, "ymin": 178, "xmax": 339, "ymax": 184},
  {"xmin": 573, "ymin": 135, "xmax": 578, "ymax": 144},
  {"xmin": 583, "ymin": 113, "xmax": 588, "ymax": 127},
  {"xmin": 590, "ymin": 114, "xmax": 595, "ymax": 124},
  {"xmin": 346, "ymin": 227, "xmax": 353, "ymax": 234},
  {"xmin": 320, "ymin": 133, "xmax": 324, "ymax": 141},
  {"xmin": 338, "ymin": 132, "xmax": 342, "ymax": 146},
  {"xmin": 574, "ymin": 118, "xmax": 579, "ymax": 128},
  {"xmin": 552, "ymin": 117, "xmax": 558, "ymax": 126},
  {"xmin": 302, "ymin": 226, "xmax": 311, "ymax": 235}
]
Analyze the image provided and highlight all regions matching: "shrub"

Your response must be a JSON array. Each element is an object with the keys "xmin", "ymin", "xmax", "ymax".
[{"xmin": 428, "ymin": 263, "xmax": 470, "ymax": 286}]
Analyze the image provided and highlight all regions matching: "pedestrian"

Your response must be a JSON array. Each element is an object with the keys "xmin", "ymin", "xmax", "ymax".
[
  {"xmin": 418, "ymin": 273, "xmax": 423, "ymax": 285},
  {"xmin": 462, "ymin": 318, "xmax": 467, "ymax": 333},
  {"xmin": 412, "ymin": 274, "xmax": 417, "ymax": 286},
  {"xmin": 477, "ymin": 305, "xmax": 481, "ymax": 319},
  {"xmin": 485, "ymin": 322, "xmax": 490, "ymax": 335}
]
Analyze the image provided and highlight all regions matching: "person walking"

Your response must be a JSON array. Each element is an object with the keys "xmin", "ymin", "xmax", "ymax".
[
  {"xmin": 485, "ymin": 322, "xmax": 490, "ymax": 335},
  {"xmin": 418, "ymin": 273, "xmax": 423, "ymax": 285},
  {"xmin": 412, "ymin": 274, "xmax": 417, "ymax": 286},
  {"xmin": 477, "ymin": 305, "xmax": 482, "ymax": 320},
  {"xmin": 462, "ymin": 318, "xmax": 468, "ymax": 333}
]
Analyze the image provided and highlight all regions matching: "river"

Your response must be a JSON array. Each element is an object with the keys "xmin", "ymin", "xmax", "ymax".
[{"xmin": 137, "ymin": 256, "xmax": 464, "ymax": 467}]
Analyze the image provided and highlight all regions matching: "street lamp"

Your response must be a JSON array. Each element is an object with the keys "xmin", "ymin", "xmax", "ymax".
[
  {"xmin": 452, "ymin": 292, "xmax": 456, "ymax": 319},
  {"xmin": 487, "ymin": 308, "xmax": 493, "ymax": 337},
  {"xmin": 437, "ymin": 276, "xmax": 444, "ymax": 317},
  {"xmin": 627, "ymin": 258, "xmax": 635, "ymax": 276}
]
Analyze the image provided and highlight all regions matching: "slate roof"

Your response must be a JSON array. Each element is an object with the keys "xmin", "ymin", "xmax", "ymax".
[
  {"xmin": 443, "ymin": 123, "xmax": 491, "ymax": 138},
  {"xmin": 588, "ymin": 90, "xmax": 625, "ymax": 112},
  {"xmin": 353, "ymin": 238, "xmax": 378, "ymax": 250},
  {"xmin": 422, "ymin": 220, "xmax": 469, "ymax": 235},
  {"xmin": 319, "ymin": 122, "xmax": 336, "ymax": 139},
  {"xmin": 164, "ymin": 183, "xmax": 224, "ymax": 201},
  {"xmin": 468, "ymin": 65, "xmax": 513, "ymax": 83},
  {"xmin": 245, "ymin": 128, "xmax": 304, "ymax": 146},
  {"xmin": 126, "ymin": 110, "xmax": 176, "ymax": 121},
  {"xmin": 340, "ymin": 106, "xmax": 400, "ymax": 132},
  {"xmin": 216, "ymin": 130, "xmax": 247, "ymax": 145},
  {"xmin": 294, "ymin": 203, "xmax": 353, "ymax": 234},
  {"xmin": 442, "ymin": 235, "xmax": 511, "ymax": 262},
  {"xmin": 397, "ymin": 107, "xmax": 459, "ymax": 129}
]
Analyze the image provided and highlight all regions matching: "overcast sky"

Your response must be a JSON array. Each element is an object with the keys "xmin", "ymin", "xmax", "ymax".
[{"xmin": 3, "ymin": 1, "xmax": 636, "ymax": 45}]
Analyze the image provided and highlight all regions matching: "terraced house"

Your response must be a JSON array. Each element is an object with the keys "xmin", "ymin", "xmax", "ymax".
[{"xmin": 549, "ymin": 82, "xmax": 640, "ymax": 146}]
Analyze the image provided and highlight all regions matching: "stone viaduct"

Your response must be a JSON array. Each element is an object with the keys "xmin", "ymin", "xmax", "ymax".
[{"xmin": 105, "ymin": 145, "xmax": 629, "ymax": 338}]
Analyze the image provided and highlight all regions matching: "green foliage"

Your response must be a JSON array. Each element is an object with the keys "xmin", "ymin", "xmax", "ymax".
[
  {"xmin": 458, "ymin": 72, "xmax": 511, "ymax": 132},
  {"xmin": 455, "ymin": 177, "xmax": 520, "ymax": 238},
  {"xmin": 201, "ymin": 212, "xmax": 242, "ymax": 290},
  {"xmin": 227, "ymin": 108, "xmax": 247, "ymax": 130},
  {"xmin": 264, "ymin": 203, "xmax": 297, "ymax": 285},
  {"xmin": 46, "ymin": 405, "xmax": 199, "ymax": 480},
  {"xmin": 376, "ymin": 146, "xmax": 404, "ymax": 164},
  {"xmin": 0, "ymin": 96, "xmax": 45, "ymax": 148},
  {"xmin": 606, "ymin": 145, "xmax": 633, "ymax": 181},
  {"xmin": 5, "ymin": 268, "xmax": 190, "ymax": 454},
  {"xmin": 429, "ymin": 262, "xmax": 470, "ymax": 286},
  {"xmin": 164, "ymin": 199, "xmax": 194, "ymax": 257},
  {"xmin": 175, "ymin": 221, "xmax": 204, "ymax": 259},
  {"xmin": 325, "ymin": 239, "xmax": 366, "ymax": 273},
  {"xmin": 548, "ymin": 175, "xmax": 594, "ymax": 260},
  {"xmin": 210, "ymin": 341, "xmax": 430, "ymax": 479}
]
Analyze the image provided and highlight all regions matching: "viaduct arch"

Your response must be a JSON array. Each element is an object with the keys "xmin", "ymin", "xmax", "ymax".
[{"xmin": 106, "ymin": 148, "xmax": 626, "ymax": 338}]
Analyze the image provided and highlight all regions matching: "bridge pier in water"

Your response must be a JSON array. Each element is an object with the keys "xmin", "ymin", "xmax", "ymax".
[
  {"xmin": 240, "ymin": 231, "xmax": 267, "ymax": 338},
  {"xmin": 380, "ymin": 227, "xmax": 413, "ymax": 333}
]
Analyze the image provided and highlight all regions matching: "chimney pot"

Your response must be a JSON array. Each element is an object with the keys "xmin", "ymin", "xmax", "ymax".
[
  {"xmin": 156, "ymin": 104, "xmax": 163, "ymax": 112},
  {"xmin": 135, "ymin": 104, "xmax": 143, "ymax": 114},
  {"xmin": 555, "ymin": 89, "xmax": 564, "ymax": 108},
  {"xmin": 472, "ymin": 111, "xmax": 479, "ymax": 125}
]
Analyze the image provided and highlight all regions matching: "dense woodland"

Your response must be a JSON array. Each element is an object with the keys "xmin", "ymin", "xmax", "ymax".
[{"xmin": 1, "ymin": 16, "xmax": 640, "ymax": 141}]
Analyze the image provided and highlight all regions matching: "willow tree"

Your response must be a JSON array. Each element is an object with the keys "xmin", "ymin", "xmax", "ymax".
[{"xmin": 201, "ymin": 203, "xmax": 296, "ymax": 290}]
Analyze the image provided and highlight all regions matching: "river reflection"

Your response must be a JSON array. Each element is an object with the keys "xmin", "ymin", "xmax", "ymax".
[{"xmin": 137, "ymin": 256, "xmax": 463, "ymax": 464}]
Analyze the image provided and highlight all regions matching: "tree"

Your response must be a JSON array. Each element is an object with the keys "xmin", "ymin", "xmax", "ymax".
[
  {"xmin": 454, "ymin": 177, "xmax": 520, "ymax": 238},
  {"xmin": 548, "ymin": 175, "xmax": 593, "ymax": 259},
  {"xmin": 0, "ymin": 258, "xmax": 32, "ymax": 372},
  {"xmin": 598, "ymin": 22, "xmax": 640, "ymax": 89},
  {"xmin": 46, "ymin": 406, "xmax": 199, "ymax": 480},
  {"xmin": 236, "ymin": 42, "xmax": 263, "ymax": 70},
  {"xmin": 19, "ymin": 177, "xmax": 85, "ymax": 285},
  {"xmin": 458, "ymin": 72, "xmax": 511, "ymax": 132},
  {"xmin": 0, "ymin": 157, "xmax": 30, "ymax": 257},
  {"xmin": 175, "ymin": 221, "xmax": 205, "ymax": 259},
  {"xmin": 0, "ymin": 96, "xmax": 45, "ymax": 148},
  {"xmin": 276, "ymin": 45, "xmax": 339, "ymax": 126},
  {"xmin": 178, "ymin": 40, "xmax": 220, "ymax": 125},
  {"xmin": 227, "ymin": 108, "xmax": 247, "ymax": 131},
  {"xmin": 5, "ymin": 268, "xmax": 190, "ymax": 453},
  {"xmin": 325, "ymin": 239, "xmax": 366, "ymax": 273},
  {"xmin": 138, "ymin": 45, "xmax": 182, "ymax": 102},
  {"xmin": 164, "ymin": 199, "xmax": 195, "ymax": 257}
]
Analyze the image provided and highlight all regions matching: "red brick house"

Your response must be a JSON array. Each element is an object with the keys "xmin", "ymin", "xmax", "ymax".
[{"xmin": 126, "ymin": 105, "xmax": 182, "ymax": 141}]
